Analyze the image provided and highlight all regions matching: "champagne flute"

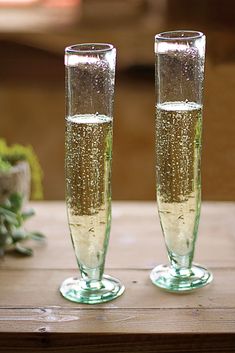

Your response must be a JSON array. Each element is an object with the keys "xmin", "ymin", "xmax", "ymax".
[
  {"xmin": 60, "ymin": 43, "xmax": 125, "ymax": 304},
  {"xmin": 151, "ymin": 31, "xmax": 213, "ymax": 292}
]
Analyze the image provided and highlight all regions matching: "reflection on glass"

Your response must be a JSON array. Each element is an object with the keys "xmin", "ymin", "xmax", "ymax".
[
  {"xmin": 60, "ymin": 43, "xmax": 125, "ymax": 304},
  {"xmin": 151, "ymin": 31, "xmax": 213, "ymax": 292}
]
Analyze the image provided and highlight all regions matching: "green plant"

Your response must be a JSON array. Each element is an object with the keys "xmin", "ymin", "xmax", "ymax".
[
  {"xmin": 0, "ymin": 157, "xmax": 11, "ymax": 172},
  {"xmin": 0, "ymin": 139, "xmax": 43, "ymax": 200},
  {"xmin": 0, "ymin": 193, "xmax": 45, "ymax": 257}
]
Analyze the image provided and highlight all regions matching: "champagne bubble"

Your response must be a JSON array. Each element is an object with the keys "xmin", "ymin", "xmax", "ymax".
[{"xmin": 156, "ymin": 101, "xmax": 202, "ymax": 255}]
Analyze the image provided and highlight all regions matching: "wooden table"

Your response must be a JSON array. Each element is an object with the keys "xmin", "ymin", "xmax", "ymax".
[{"xmin": 0, "ymin": 201, "xmax": 235, "ymax": 352}]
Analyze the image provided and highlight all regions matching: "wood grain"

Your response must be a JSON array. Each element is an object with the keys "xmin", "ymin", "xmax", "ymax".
[
  {"xmin": 0, "ymin": 332, "xmax": 234, "ymax": 353},
  {"xmin": 0, "ymin": 268, "xmax": 234, "ymax": 310},
  {"xmin": 0, "ymin": 201, "xmax": 235, "ymax": 352},
  {"xmin": 1, "ymin": 201, "xmax": 235, "ymax": 270},
  {"xmin": 0, "ymin": 306, "xmax": 235, "ymax": 333}
]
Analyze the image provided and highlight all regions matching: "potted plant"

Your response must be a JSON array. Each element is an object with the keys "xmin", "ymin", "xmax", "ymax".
[{"xmin": 0, "ymin": 139, "xmax": 43, "ymax": 203}]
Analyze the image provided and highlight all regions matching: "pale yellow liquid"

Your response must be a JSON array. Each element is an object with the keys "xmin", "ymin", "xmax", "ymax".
[
  {"xmin": 156, "ymin": 102, "xmax": 202, "ymax": 256},
  {"xmin": 65, "ymin": 114, "xmax": 112, "ymax": 269}
]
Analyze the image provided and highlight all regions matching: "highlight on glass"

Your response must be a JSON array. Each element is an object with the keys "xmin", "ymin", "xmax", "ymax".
[
  {"xmin": 60, "ymin": 43, "xmax": 125, "ymax": 304},
  {"xmin": 151, "ymin": 31, "xmax": 213, "ymax": 292}
]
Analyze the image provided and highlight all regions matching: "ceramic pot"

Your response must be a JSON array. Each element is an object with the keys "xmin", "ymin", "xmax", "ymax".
[{"xmin": 0, "ymin": 161, "xmax": 31, "ymax": 204}]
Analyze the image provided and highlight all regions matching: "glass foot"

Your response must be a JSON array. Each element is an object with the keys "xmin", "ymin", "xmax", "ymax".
[
  {"xmin": 60, "ymin": 274, "xmax": 125, "ymax": 304},
  {"xmin": 150, "ymin": 264, "xmax": 213, "ymax": 292}
]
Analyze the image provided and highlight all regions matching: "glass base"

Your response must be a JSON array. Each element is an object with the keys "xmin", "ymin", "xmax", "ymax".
[
  {"xmin": 60, "ymin": 274, "xmax": 125, "ymax": 304},
  {"xmin": 150, "ymin": 264, "xmax": 213, "ymax": 292}
]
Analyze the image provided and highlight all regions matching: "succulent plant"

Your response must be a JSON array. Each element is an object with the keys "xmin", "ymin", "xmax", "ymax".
[{"xmin": 0, "ymin": 193, "xmax": 45, "ymax": 256}]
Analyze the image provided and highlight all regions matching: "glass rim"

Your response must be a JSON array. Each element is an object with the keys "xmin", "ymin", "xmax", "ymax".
[
  {"xmin": 65, "ymin": 43, "xmax": 114, "ymax": 54},
  {"xmin": 155, "ymin": 30, "xmax": 204, "ymax": 41}
]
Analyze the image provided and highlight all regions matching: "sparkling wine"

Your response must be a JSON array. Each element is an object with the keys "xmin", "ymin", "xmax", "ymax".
[
  {"xmin": 65, "ymin": 114, "xmax": 112, "ymax": 269},
  {"xmin": 156, "ymin": 101, "xmax": 202, "ymax": 256}
]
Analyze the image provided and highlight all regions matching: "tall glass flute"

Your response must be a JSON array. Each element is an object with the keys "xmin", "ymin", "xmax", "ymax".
[
  {"xmin": 151, "ymin": 31, "xmax": 213, "ymax": 292},
  {"xmin": 60, "ymin": 43, "xmax": 125, "ymax": 304}
]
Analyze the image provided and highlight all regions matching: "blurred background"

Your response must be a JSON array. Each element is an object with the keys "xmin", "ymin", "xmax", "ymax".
[{"xmin": 0, "ymin": 0, "xmax": 235, "ymax": 201}]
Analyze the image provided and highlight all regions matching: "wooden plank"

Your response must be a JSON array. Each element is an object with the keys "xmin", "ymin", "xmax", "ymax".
[
  {"xmin": 1, "ymin": 202, "xmax": 235, "ymax": 270},
  {"xmin": 0, "ymin": 332, "xmax": 234, "ymax": 353},
  {"xmin": 0, "ymin": 307, "xmax": 235, "ymax": 334},
  {"xmin": 0, "ymin": 202, "xmax": 235, "ymax": 352},
  {"xmin": 0, "ymin": 268, "xmax": 234, "ymax": 310}
]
